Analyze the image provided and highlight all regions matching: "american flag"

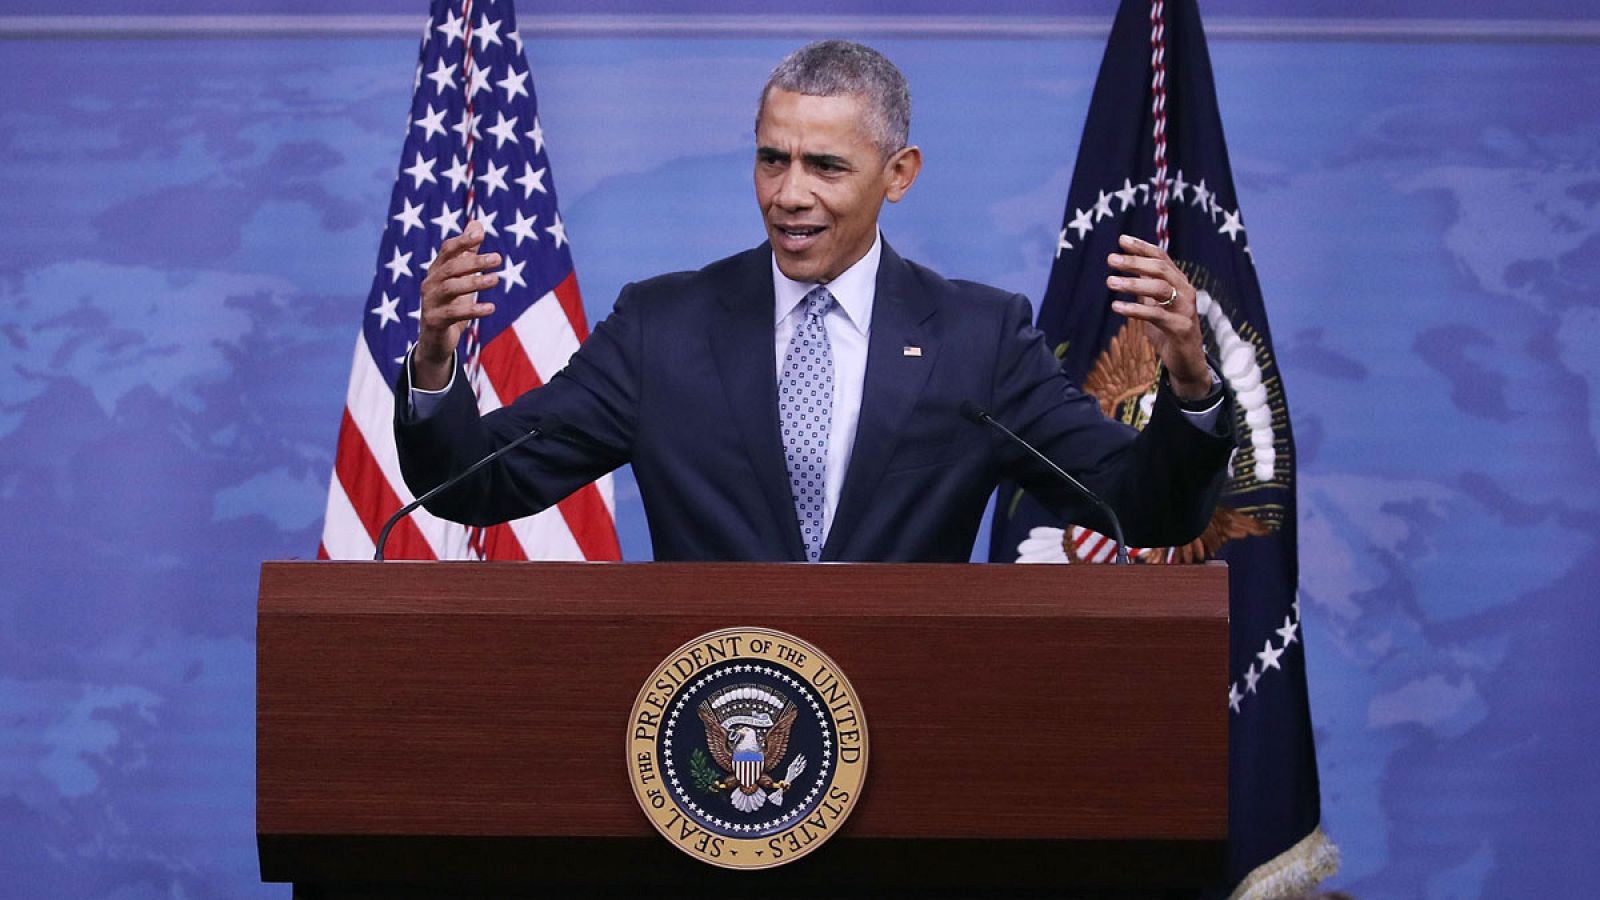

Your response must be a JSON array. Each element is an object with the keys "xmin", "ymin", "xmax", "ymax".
[{"xmin": 320, "ymin": 0, "xmax": 620, "ymax": 562}]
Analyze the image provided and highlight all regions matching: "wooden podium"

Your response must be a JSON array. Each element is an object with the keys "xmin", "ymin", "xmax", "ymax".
[{"xmin": 257, "ymin": 561, "xmax": 1227, "ymax": 897}]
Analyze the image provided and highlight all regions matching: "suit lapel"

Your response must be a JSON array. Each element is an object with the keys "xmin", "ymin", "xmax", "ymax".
[
  {"xmin": 710, "ymin": 246, "xmax": 808, "ymax": 560},
  {"xmin": 823, "ymin": 242, "xmax": 938, "ymax": 560}
]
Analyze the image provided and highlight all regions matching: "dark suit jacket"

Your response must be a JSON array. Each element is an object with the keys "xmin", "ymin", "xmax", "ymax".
[{"xmin": 396, "ymin": 241, "xmax": 1234, "ymax": 561}]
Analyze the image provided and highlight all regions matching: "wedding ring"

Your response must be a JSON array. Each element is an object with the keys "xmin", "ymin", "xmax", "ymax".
[{"xmin": 1159, "ymin": 285, "xmax": 1177, "ymax": 307}]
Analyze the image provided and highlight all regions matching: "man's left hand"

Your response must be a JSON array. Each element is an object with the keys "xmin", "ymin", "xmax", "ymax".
[{"xmin": 1105, "ymin": 234, "xmax": 1212, "ymax": 400}]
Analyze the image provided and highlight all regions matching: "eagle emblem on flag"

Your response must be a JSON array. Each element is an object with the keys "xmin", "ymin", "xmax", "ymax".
[
  {"xmin": 695, "ymin": 684, "xmax": 809, "ymax": 813},
  {"xmin": 1080, "ymin": 311, "xmax": 1276, "ymax": 565}
]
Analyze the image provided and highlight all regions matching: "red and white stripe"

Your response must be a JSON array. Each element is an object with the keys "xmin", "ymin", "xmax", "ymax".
[
  {"xmin": 1069, "ymin": 525, "xmax": 1158, "ymax": 565},
  {"xmin": 320, "ymin": 277, "xmax": 620, "ymax": 563}
]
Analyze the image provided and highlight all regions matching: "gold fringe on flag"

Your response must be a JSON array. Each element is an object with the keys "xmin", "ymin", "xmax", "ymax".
[{"xmin": 1228, "ymin": 825, "xmax": 1341, "ymax": 900}]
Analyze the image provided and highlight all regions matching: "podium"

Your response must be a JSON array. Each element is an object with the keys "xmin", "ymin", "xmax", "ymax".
[{"xmin": 258, "ymin": 561, "xmax": 1227, "ymax": 897}]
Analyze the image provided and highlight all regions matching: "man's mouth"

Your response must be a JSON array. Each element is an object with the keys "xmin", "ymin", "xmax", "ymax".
[{"xmin": 774, "ymin": 224, "xmax": 827, "ymax": 250}]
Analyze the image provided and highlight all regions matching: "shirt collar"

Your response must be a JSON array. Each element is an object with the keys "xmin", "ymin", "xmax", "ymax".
[{"xmin": 772, "ymin": 231, "xmax": 880, "ymax": 335}]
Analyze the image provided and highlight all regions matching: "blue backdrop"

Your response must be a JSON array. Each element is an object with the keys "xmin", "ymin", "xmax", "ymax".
[{"xmin": 1, "ymin": 4, "xmax": 1597, "ymax": 896}]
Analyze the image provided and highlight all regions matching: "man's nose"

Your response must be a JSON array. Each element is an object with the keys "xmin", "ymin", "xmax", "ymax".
[{"xmin": 773, "ymin": 166, "xmax": 813, "ymax": 209}]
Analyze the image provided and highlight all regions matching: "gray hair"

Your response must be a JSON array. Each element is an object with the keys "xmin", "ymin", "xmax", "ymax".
[{"xmin": 758, "ymin": 40, "xmax": 911, "ymax": 157}]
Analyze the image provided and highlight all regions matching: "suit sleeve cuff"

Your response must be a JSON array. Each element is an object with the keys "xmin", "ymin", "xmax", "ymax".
[
  {"xmin": 1170, "ymin": 367, "xmax": 1226, "ymax": 432},
  {"xmin": 404, "ymin": 349, "xmax": 457, "ymax": 422}
]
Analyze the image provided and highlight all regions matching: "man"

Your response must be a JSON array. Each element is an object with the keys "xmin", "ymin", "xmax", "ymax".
[{"xmin": 397, "ymin": 40, "xmax": 1232, "ymax": 562}]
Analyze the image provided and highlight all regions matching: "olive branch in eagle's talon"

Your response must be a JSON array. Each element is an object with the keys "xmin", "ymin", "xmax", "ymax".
[{"xmin": 689, "ymin": 748, "xmax": 723, "ymax": 793}]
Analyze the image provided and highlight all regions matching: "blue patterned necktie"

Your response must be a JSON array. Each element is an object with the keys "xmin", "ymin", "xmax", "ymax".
[{"xmin": 779, "ymin": 285, "xmax": 835, "ymax": 562}]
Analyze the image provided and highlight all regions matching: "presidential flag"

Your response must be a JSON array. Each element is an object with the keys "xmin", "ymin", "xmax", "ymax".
[
  {"xmin": 988, "ymin": 1, "xmax": 1337, "ymax": 895},
  {"xmin": 320, "ymin": 0, "xmax": 620, "ymax": 562}
]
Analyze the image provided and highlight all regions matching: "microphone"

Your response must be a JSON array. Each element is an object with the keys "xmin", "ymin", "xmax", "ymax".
[
  {"xmin": 960, "ymin": 401, "xmax": 1130, "ymax": 565},
  {"xmin": 374, "ymin": 418, "xmax": 560, "ymax": 561}
]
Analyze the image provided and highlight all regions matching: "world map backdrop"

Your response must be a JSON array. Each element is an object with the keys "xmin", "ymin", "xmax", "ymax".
[{"xmin": 1, "ymin": 5, "xmax": 1597, "ymax": 897}]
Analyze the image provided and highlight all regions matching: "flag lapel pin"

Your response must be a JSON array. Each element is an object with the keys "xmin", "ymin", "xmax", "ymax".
[{"xmin": 902, "ymin": 345, "xmax": 922, "ymax": 357}]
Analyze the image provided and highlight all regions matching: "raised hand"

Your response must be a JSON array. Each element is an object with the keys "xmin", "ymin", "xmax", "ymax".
[
  {"xmin": 413, "ymin": 220, "xmax": 501, "ymax": 390},
  {"xmin": 1105, "ymin": 234, "xmax": 1212, "ymax": 400}
]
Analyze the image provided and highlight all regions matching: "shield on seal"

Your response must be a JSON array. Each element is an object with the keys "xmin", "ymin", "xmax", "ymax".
[{"xmin": 734, "ymin": 748, "xmax": 762, "ymax": 790}]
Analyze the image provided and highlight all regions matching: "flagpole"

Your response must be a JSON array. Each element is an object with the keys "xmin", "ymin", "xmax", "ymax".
[
  {"xmin": 1148, "ymin": 0, "xmax": 1171, "ymax": 253},
  {"xmin": 456, "ymin": 0, "xmax": 491, "ymax": 560}
]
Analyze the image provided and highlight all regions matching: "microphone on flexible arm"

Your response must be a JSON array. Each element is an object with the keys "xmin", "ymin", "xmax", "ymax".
[
  {"xmin": 959, "ymin": 401, "xmax": 1130, "ymax": 565},
  {"xmin": 374, "ymin": 416, "xmax": 562, "ymax": 561}
]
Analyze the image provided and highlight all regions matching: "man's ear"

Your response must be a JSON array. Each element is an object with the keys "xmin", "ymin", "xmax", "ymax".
[{"xmin": 884, "ymin": 145, "xmax": 923, "ymax": 203}]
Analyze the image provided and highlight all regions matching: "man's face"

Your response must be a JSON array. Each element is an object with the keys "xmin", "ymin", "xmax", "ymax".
[{"xmin": 755, "ymin": 89, "xmax": 920, "ymax": 284}]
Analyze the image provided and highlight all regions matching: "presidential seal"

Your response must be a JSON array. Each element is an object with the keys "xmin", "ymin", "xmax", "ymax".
[{"xmin": 627, "ymin": 627, "xmax": 867, "ymax": 869}]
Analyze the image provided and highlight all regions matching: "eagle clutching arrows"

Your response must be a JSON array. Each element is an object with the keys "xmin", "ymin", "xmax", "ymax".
[{"xmin": 697, "ymin": 685, "xmax": 808, "ymax": 813}]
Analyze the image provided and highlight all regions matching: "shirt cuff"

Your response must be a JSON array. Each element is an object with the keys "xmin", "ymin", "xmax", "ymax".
[
  {"xmin": 1177, "ymin": 399, "xmax": 1223, "ymax": 433},
  {"xmin": 405, "ymin": 349, "xmax": 456, "ymax": 422}
]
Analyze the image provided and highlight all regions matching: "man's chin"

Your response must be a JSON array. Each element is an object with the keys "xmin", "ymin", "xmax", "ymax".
[{"xmin": 771, "ymin": 249, "xmax": 829, "ymax": 284}]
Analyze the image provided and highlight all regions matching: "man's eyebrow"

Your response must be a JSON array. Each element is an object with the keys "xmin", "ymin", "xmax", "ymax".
[
  {"xmin": 802, "ymin": 153, "xmax": 852, "ymax": 170},
  {"xmin": 756, "ymin": 146, "xmax": 789, "ymax": 161}
]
